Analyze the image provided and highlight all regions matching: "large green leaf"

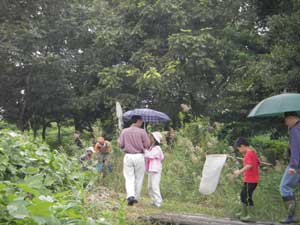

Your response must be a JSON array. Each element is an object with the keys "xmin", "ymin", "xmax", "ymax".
[
  {"xmin": 7, "ymin": 200, "xmax": 29, "ymax": 219},
  {"xmin": 24, "ymin": 174, "xmax": 44, "ymax": 189},
  {"xmin": 17, "ymin": 183, "xmax": 40, "ymax": 196},
  {"xmin": 43, "ymin": 174, "xmax": 55, "ymax": 186},
  {"xmin": 25, "ymin": 167, "xmax": 40, "ymax": 175},
  {"xmin": 27, "ymin": 198, "xmax": 54, "ymax": 217}
]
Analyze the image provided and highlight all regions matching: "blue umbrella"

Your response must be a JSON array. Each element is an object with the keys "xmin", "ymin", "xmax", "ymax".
[{"xmin": 123, "ymin": 108, "xmax": 171, "ymax": 123}]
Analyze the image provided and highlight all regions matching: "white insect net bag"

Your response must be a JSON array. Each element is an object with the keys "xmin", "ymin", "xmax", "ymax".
[{"xmin": 199, "ymin": 154, "xmax": 227, "ymax": 195}]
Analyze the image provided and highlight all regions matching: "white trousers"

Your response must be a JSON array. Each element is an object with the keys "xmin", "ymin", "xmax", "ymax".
[
  {"xmin": 148, "ymin": 172, "xmax": 162, "ymax": 206},
  {"xmin": 123, "ymin": 153, "xmax": 145, "ymax": 200}
]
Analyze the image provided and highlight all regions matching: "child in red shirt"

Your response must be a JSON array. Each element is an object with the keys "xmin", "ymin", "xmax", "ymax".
[{"xmin": 233, "ymin": 137, "xmax": 259, "ymax": 222}]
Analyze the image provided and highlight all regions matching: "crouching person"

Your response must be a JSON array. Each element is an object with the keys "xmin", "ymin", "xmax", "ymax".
[
  {"xmin": 79, "ymin": 146, "xmax": 94, "ymax": 170},
  {"xmin": 94, "ymin": 136, "xmax": 113, "ymax": 177}
]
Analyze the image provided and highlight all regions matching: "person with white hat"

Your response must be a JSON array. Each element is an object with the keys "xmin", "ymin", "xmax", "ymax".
[
  {"xmin": 80, "ymin": 146, "xmax": 95, "ymax": 162},
  {"xmin": 144, "ymin": 131, "xmax": 164, "ymax": 207},
  {"xmin": 79, "ymin": 146, "xmax": 95, "ymax": 170}
]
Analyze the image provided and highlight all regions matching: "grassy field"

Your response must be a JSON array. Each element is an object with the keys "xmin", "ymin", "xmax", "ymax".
[
  {"xmin": 91, "ymin": 139, "xmax": 288, "ymax": 224},
  {"xmin": 33, "ymin": 122, "xmax": 292, "ymax": 224}
]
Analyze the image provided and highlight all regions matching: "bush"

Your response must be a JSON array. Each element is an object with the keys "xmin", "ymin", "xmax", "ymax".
[
  {"xmin": 250, "ymin": 135, "xmax": 288, "ymax": 165},
  {"xmin": 0, "ymin": 122, "xmax": 111, "ymax": 225},
  {"xmin": 179, "ymin": 118, "xmax": 211, "ymax": 147}
]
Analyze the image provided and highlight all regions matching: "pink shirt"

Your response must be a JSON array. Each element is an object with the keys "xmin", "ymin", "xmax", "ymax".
[
  {"xmin": 144, "ymin": 145, "xmax": 164, "ymax": 172},
  {"xmin": 118, "ymin": 125, "xmax": 150, "ymax": 153}
]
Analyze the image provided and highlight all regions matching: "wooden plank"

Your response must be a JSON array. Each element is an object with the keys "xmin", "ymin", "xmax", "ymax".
[{"xmin": 141, "ymin": 213, "xmax": 282, "ymax": 225}]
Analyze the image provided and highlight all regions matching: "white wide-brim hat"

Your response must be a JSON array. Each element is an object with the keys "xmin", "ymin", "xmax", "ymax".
[
  {"xmin": 86, "ymin": 146, "xmax": 95, "ymax": 153},
  {"xmin": 151, "ymin": 131, "xmax": 162, "ymax": 144}
]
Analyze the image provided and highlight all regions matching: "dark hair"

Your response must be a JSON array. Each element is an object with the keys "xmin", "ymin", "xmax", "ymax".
[
  {"xmin": 150, "ymin": 134, "xmax": 160, "ymax": 146},
  {"xmin": 284, "ymin": 111, "xmax": 299, "ymax": 118},
  {"xmin": 131, "ymin": 115, "xmax": 143, "ymax": 123},
  {"xmin": 233, "ymin": 137, "xmax": 249, "ymax": 150},
  {"xmin": 154, "ymin": 141, "xmax": 160, "ymax": 146},
  {"xmin": 153, "ymin": 140, "xmax": 160, "ymax": 146}
]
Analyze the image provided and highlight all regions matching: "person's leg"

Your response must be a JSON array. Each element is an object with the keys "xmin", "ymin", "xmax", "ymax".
[
  {"xmin": 280, "ymin": 166, "xmax": 299, "ymax": 223},
  {"xmin": 280, "ymin": 167, "xmax": 299, "ymax": 197},
  {"xmin": 240, "ymin": 183, "xmax": 257, "ymax": 222},
  {"xmin": 134, "ymin": 154, "xmax": 145, "ymax": 200},
  {"xmin": 151, "ymin": 172, "xmax": 162, "ymax": 207},
  {"xmin": 240, "ymin": 183, "xmax": 247, "ymax": 205},
  {"xmin": 148, "ymin": 173, "xmax": 154, "ymax": 203},
  {"xmin": 245, "ymin": 183, "xmax": 257, "ymax": 206},
  {"xmin": 96, "ymin": 162, "xmax": 104, "ymax": 179},
  {"xmin": 237, "ymin": 183, "xmax": 248, "ymax": 218},
  {"xmin": 123, "ymin": 154, "xmax": 135, "ymax": 201}
]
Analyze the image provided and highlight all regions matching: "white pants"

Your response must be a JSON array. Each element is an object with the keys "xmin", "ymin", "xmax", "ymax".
[
  {"xmin": 123, "ymin": 153, "xmax": 145, "ymax": 200},
  {"xmin": 148, "ymin": 172, "xmax": 162, "ymax": 207}
]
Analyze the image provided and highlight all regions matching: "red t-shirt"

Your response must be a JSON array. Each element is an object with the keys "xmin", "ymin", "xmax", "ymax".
[{"xmin": 243, "ymin": 149, "xmax": 259, "ymax": 183}]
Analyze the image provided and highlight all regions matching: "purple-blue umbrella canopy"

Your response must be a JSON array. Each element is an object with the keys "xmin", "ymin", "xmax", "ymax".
[{"xmin": 123, "ymin": 108, "xmax": 171, "ymax": 123}]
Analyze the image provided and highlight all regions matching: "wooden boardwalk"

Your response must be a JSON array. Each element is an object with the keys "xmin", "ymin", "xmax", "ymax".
[{"xmin": 142, "ymin": 213, "xmax": 282, "ymax": 225}]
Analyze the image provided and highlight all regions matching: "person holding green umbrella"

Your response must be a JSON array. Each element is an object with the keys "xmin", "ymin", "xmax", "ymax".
[
  {"xmin": 248, "ymin": 93, "xmax": 300, "ymax": 223},
  {"xmin": 279, "ymin": 112, "xmax": 300, "ymax": 224}
]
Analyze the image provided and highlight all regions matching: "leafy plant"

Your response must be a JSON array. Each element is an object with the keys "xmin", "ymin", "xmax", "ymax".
[{"xmin": 0, "ymin": 123, "xmax": 111, "ymax": 224}]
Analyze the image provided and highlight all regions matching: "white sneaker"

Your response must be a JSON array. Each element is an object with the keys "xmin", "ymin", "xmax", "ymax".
[{"xmin": 153, "ymin": 203, "xmax": 161, "ymax": 208}]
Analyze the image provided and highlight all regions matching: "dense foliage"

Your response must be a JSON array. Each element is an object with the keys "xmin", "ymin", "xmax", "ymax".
[
  {"xmin": 1, "ymin": 0, "xmax": 299, "ymax": 140},
  {"xmin": 0, "ymin": 122, "xmax": 112, "ymax": 225},
  {"xmin": 1, "ymin": 1, "xmax": 298, "ymax": 222}
]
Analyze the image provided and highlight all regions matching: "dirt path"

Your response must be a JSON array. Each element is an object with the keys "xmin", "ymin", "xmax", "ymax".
[{"xmin": 142, "ymin": 213, "xmax": 282, "ymax": 225}]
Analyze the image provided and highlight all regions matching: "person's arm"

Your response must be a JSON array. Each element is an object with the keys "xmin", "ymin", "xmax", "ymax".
[
  {"xmin": 288, "ymin": 126, "xmax": 300, "ymax": 174},
  {"xmin": 160, "ymin": 149, "xmax": 164, "ymax": 161},
  {"xmin": 145, "ymin": 154, "xmax": 159, "ymax": 159},
  {"xmin": 106, "ymin": 141, "xmax": 112, "ymax": 153},
  {"xmin": 93, "ymin": 144, "xmax": 99, "ymax": 159},
  {"xmin": 234, "ymin": 151, "xmax": 254, "ymax": 176},
  {"xmin": 144, "ymin": 147, "xmax": 163, "ymax": 159},
  {"xmin": 234, "ymin": 164, "xmax": 252, "ymax": 177},
  {"xmin": 142, "ymin": 130, "xmax": 150, "ymax": 149},
  {"xmin": 118, "ymin": 132, "xmax": 125, "ymax": 148}
]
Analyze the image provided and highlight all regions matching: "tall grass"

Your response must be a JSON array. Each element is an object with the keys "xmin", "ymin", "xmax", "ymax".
[
  {"xmin": 103, "ymin": 120, "xmax": 291, "ymax": 222},
  {"xmin": 32, "ymin": 119, "xmax": 292, "ymax": 222}
]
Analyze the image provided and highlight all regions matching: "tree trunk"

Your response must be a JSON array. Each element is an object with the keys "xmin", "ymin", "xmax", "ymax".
[
  {"xmin": 57, "ymin": 121, "xmax": 61, "ymax": 145},
  {"xmin": 18, "ymin": 97, "xmax": 26, "ymax": 132},
  {"xmin": 74, "ymin": 117, "xmax": 83, "ymax": 132},
  {"xmin": 33, "ymin": 126, "xmax": 38, "ymax": 139},
  {"xmin": 18, "ymin": 68, "xmax": 32, "ymax": 132},
  {"xmin": 42, "ymin": 120, "xmax": 47, "ymax": 142},
  {"xmin": 30, "ymin": 117, "xmax": 38, "ymax": 139}
]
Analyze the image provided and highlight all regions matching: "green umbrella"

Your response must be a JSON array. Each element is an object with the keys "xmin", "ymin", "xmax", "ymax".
[{"xmin": 247, "ymin": 93, "xmax": 300, "ymax": 118}]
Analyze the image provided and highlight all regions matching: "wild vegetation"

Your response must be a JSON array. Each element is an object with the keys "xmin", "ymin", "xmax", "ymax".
[
  {"xmin": 0, "ymin": 119, "xmax": 292, "ymax": 224},
  {"xmin": 1, "ymin": 0, "xmax": 300, "ymax": 224}
]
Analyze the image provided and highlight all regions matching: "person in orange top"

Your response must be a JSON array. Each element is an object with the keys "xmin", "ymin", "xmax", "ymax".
[
  {"xmin": 94, "ymin": 136, "xmax": 112, "ymax": 177},
  {"xmin": 233, "ymin": 137, "xmax": 259, "ymax": 222}
]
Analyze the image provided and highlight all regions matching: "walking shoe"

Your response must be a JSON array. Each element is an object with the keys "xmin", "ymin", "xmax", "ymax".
[
  {"xmin": 154, "ymin": 203, "xmax": 161, "ymax": 208},
  {"xmin": 280, "ymin": 198, "xmax": 296, "ymax": 224},
  {"xmin": 240, "ymin": 206, "xmax": 255, "ymax": 222},
  {"xmin": 127, "ymin": 196, "xmax": 135, "ymax": 206},
  {"xmin": 133, "ymin": 199, "xmax": 138, "ymax": 204},
  {"xmin": 152, "ymin": 202, "xmax": 161, "ymax": 208},
  {"xmin": 279, "ymin": 215, "xmax": 296, "ymax": 224},
  {"xmin": 235, "ymin": 204, "xmax": 247, "ymax": 219}
]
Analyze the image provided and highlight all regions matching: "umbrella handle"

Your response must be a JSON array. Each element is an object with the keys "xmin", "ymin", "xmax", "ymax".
[{"xmin": 227, "ymin": 155, "xmax": 273, "ymax": 167}]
